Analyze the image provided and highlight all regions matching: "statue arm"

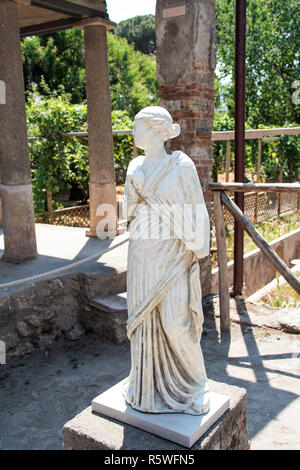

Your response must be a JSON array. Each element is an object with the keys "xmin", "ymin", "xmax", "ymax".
[
  {"xmin": 122, "ymin": 161, "xmax": 142, "ymax": 222},
  {"xmin": 179, "ymin": 162, "xmax": 210, "ymax": 259}
]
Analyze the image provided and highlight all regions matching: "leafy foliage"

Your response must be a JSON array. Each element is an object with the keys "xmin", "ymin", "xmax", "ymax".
[
  {"xmin": 112, "ymin": 110, "xmax": 133, "ymax": 183},
  {"xmin": 276, "ymin": 132, "xmax": 300, "ymax": 181},
  {"xmin": 116, "ymin": 15, "xmax": 156, "ymax": 55},
  {"xmin": 107, "ymin": 33, "xmax": 158, "ymax": 119},
  {"xmin": 21, "ymin": 3, "xmax": 298, "ymax": 205},
  {"xmin": 22, "ymin": 30, "xmax": 86, "ymax": 104},
  {"xmin": 213, "ymin": 113, "xmax": 234, "ymax": 181},
  {"xmin": 27, "ymin": 92, "xmax": 88, "ymax": 213},
  {"xmin": 216, "ymin": 0, "xmax": 300, "ymax": 127},
  {"xmin": 22, "ymin": 30, "xmax": 158, "ymax": 119},
  {"xmin": 27, "ymin": 93, "xmax": 134, "ymax": 212}
]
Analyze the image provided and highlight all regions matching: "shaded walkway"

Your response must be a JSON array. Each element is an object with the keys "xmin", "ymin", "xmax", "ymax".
[{"xmin": 0, "ymin": 224, "xmax": 128, "ymax": 292}]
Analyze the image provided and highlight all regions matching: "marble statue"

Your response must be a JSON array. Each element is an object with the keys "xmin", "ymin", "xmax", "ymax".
[{"xmin": 122, "ymin": 106, "xmax": 210, "ymax": 415}]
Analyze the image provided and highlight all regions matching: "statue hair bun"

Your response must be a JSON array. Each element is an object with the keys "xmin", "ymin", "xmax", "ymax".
[{"xmin": 170, "ymin": 123, "xmax": 181, "ymax": 139}]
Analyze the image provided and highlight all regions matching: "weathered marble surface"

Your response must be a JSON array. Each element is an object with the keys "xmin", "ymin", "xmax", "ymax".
[{"xmin": 123, "ymin": 106, "xmax": 211, "ymax": 415}]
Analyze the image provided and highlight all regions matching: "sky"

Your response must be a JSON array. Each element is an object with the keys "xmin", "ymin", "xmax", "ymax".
[{"xmin": 106, "ymin": 0, "xmax": 156, "ymax": 24}]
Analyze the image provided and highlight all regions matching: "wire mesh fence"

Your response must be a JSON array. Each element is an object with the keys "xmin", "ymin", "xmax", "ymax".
[
  {"xmin": 211, "ymin": 191, "xmax": 300, "ymax": 238},
  {"xmin": 35, "ymin": 191, "xmax": 299, "ymax": 233},
  {"xmin": 36, "ymin": 205, "xmax": 90, "ymax": 228}
]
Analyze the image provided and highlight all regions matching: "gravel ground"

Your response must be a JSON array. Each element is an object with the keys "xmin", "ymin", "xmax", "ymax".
[{"xmin": 0, "ymin": 311, "xmax": 300, "ymax": 450}]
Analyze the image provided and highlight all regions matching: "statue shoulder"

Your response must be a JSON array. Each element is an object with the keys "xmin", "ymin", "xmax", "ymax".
[
  {"xmin": 126, "ymin": 156, "xmax": 145, "ymax": 190},
  {"xmin": 171, "ymin": 151, "xmax": 196, "ymax": 168},
  {"xmin": 127, "ymin": 156, "xmax": 144, "ymax": 175}
]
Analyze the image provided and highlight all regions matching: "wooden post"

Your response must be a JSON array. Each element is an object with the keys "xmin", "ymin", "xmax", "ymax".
[
  {"xmin": 224, "ymin": 140, "xmax": 231, "ymax": 227},
  {"xmin": 254, "ymin": 138, "xmax": 262, "ymax": 224},
  {"xmin": 256, "ymin": 138, "xmax": 262, "ymax": 183},
  {"xmin": 225, "ymin": 140, "xmax": 231, "ymax": 182},
  {"xmin": 278, "ymin": 169, "xmax": 283, "ymax": 217},
  {"xmin": 214, "ymin": 191, "xmax": 230, "ymax": 331},
  {"xmin": 47, "ymin": 190, "xmax": 53, "ymax": 224}
]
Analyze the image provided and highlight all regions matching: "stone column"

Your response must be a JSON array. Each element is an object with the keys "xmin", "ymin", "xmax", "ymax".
[
  {"xmin": 0, "ymin": 0, "xmax": 37, "ymax": 263},
  {"xmin": 156, "ymin": 0, "xmax": 216, "ymax": 297},
  {"xmin": 84, "ymin": 23, "xmax": 117, "ymax": 237}
]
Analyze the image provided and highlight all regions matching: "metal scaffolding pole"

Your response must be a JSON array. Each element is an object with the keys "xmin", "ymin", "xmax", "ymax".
[{"xmin": 233, "ymin": 0, "xmax": 247, "ymax": 295}]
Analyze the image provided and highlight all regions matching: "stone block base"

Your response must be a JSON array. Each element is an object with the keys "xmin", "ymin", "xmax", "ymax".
[
  {"xmin": 92, "ymin": 379, "xmax": 230, "ymax": 448},
  {"xmin": 62, "ymin": 380, "xmax": 248, "ymax": 450}
]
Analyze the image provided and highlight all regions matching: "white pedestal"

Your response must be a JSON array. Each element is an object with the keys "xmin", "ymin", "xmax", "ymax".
[{"xmin": 92, "ymin": 380, "xmax": 230, "ymax": 448}]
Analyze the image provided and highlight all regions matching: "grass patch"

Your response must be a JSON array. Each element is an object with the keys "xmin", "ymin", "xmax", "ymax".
[
  {"xmin": 212, "ymin": 211, "xmax": 300, "ymax": 269},
  {"xmin": 258, "ymin": 271, "xmax": 300, "ymax": 309}
]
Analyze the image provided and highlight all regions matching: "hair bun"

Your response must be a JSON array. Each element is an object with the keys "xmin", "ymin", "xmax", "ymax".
[{"xmin": 170, "ymin": 123, "xmax": 181, "ymax": 139}]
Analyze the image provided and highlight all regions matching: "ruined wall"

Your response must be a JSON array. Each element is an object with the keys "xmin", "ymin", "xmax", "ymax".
[
  {"xmin": 156, "ymin": 0, "xmax": 216, "ymax": 297},
  {"xmin": 0, "ymin": 269, "xmax": 127, "ymax": 360}
]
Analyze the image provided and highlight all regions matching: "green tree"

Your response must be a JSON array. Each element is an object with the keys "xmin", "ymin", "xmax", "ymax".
[
  {"xmin": 216, "ymin": 0, "xmax": 300, "ymax": 127},
  {"xmin": 27, "ymin": 92, "xmax": 89, "ymax": 213},
  {"xmin": 22, "ymin": 29, "xmax": 158, "ymax": 118},
  {"xmin": 116, "ymin": 15, "xmax": 156, "ymax": 55},
  {"xmin": 27, "ymin": 91, "xmax": 136, "ymax": 212},
  {"xmin": 108, "ymin": 33, "xmax": 158, "ymax": 118},
  {"xmin": 22, "ymin": 29, "xmax": 86, "ymax": 104},
  {"xmin": 112, "ymin": 110, "xmax": 134, "ymax": 183}
]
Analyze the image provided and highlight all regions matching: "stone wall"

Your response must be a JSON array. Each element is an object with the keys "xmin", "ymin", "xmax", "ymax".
[
  {"xmin": 0, "ymin": 269, "xmax": 126, "ymax": 360},
  {"xmin": 156, "ymin": 0, "xmax": 216, "ymax": 297},
  {"xmin": 211, "ymin": 228, "xmax": 300, "ymax": 296},
  {"xmin": 0, "ymin": 276, "xmax": 84, "ymax": 359}
]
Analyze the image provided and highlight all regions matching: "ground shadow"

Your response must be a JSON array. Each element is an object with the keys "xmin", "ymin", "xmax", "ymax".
[{"xmin": 201, "ymin": 295, "xmax": 299, "ymax": 444}]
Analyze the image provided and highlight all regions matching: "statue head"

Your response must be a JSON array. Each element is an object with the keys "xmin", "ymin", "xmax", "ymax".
[{"xmin": 133, "ymin": 106, "xmax": 181, "ymax": 150}]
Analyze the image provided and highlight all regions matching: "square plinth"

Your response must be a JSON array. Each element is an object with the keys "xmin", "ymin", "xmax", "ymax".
[{"xmin": 91, "ymin": 380, "xmax": 230, "ymax": 448}]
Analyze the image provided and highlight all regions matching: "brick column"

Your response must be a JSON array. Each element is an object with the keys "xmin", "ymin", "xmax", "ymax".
[
  {"xmin": 156, "ymin": 0, "xmax": 216, "ymax": 297},
  {"xmin": 0, "ymin": 0, "xmax": 37, "ymax": 263},
  {"xmin": 84, "ymin": 23, "xmax": 117, "ymax": 237}
]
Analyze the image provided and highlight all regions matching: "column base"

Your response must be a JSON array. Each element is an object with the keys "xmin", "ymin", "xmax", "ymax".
[
  {"xmin": 1, "ymin": 253, "xmax": 37, "ymax": 264},
  {"xmin": 87, "ymin": 181, "xmax": 117, "ymax": 238},
  {"xmin": 0, "ymin": 184, "xmax": 37, "ymax": 262}
]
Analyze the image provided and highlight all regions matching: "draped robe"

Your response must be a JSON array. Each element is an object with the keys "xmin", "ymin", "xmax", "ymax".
[{"xmin": 122, "ymin": 151, "xmax": 210, "ymax": 415}]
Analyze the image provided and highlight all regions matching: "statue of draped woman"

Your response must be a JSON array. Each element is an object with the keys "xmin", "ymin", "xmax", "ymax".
[{"xmin": 122, "ymin": 106, "xmax": 210, "ymax": 415}]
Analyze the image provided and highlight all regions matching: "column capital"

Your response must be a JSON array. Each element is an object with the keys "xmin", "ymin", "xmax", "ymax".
[{"xmin": 75, "ymin": 16, "xmax": 116, "ymax": 30}]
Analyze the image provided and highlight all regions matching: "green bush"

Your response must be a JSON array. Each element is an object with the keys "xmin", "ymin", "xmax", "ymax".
[
  {"xmin": 112, "ymin": 110, "xmax": 134, "ymax": 183},
  {"xmin": 277, "ymin": 131, "xmax": 300, "ymax": 182},
  {"xmin": 27, "ymin": 92, "xmax": 88, "ymax": 213},
  {"xmin": 27, "ymin": 93, "xmax": 135, "ymax": 212},
  {"xmin": 22, "ymin": 29, "xmax": 158, "ymax": 120}
]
